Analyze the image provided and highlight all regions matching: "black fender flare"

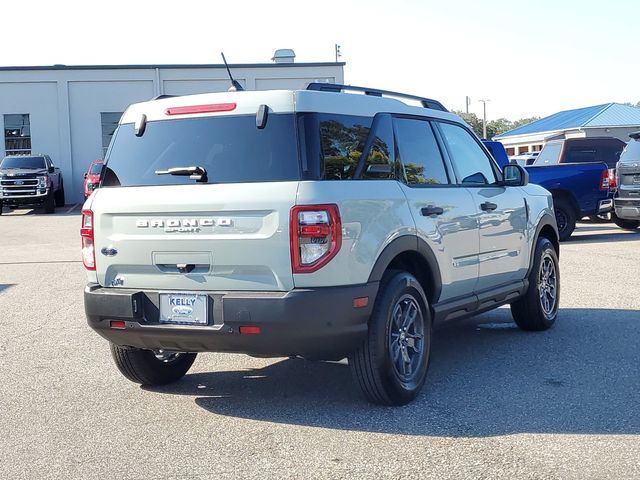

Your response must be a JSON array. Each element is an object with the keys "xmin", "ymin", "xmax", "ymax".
[
  {"xmin": 367, "ymin": 235, "xmax": 443, "ymax": 303},
  {"xmin": 527, "ymin": 213, "xmax": 559, "ymax": 276}
]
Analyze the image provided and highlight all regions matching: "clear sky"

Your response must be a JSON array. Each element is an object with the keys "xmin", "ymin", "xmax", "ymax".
[{"xmin": 4, "ymin": 0, "xmax": 638, "ymax": 121}]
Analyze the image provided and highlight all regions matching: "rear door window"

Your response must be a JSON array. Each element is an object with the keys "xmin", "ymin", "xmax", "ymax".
[
  {"xmin": 437, "ymin": 122, "xmax": 497, "ymax": 185},
  {"xmin": 394, "ymin": 118, "xmax": 449, "ymax": 185},
  {"xmin": 102, "ymin": 114, "xmax": 299, "ymax": 187}
]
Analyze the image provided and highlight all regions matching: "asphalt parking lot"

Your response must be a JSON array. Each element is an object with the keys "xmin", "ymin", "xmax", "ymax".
[{"xmin": 1, "ymin": 209, "xmax": 639, "ymax": 480}]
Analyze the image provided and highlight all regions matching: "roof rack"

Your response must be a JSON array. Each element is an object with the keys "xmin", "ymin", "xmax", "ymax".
[
  {"xmin": 151, "ymin": 94, "xmax": 178, "ymax": 100},
  {"xmin": 629, "ymin": 131, "xmax": 640, "ymax": 140},
  {"xmin": 306, "ymin": 83, "xmax": 448, "ymax": 112}
]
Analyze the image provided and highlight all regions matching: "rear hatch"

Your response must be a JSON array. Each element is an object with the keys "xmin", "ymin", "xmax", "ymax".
[{"xmin": 90, "ymin": 107, "xmax": 300, "ymax": 292}]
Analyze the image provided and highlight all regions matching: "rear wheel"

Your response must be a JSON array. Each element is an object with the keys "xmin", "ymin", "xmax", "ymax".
[
  {"xmin": 612, "ymin": 212, "xmax": 640, "ymax": 230},
  {"xmin": 110, "ymin": 344, "xmax": 197, "ymax": 386},
  {"xmin": 43, "ymin": 191, "xmax": 55, "ymax": 214},
  {"xmin": 511, "ymin": 237, "xmax": 559, "ymax": 331},
  {"xmin": 349, "ymin": 271, "xmax": 431, "ymax": 406},
  {"xmin": 54, "ymin": 184, "xmax": 65, "ymax": 207},
  {"xmin": 553, "ymin": 198, "xmax": 576, "ymax": 241},
  {"xmin": 0, "ymin": 201, "xmax": 3, "ymax": 215}
]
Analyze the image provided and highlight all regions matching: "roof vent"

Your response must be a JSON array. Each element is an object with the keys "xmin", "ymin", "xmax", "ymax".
[{"xmin": 271, "ymin": 49, "xmax": 296, "ymax": 64}]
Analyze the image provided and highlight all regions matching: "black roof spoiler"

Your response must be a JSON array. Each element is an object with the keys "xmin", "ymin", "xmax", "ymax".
[
  {"xmin": 306, "ymin": 83, "xmax": 448, "ymax": 112},
  {"xmin": 629, "ymin": 131, "xmax": 640, "ymax": 140}
]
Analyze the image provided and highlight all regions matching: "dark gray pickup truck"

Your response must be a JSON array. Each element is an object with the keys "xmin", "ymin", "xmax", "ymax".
[{"xmin": 0, "ymin": 154, "xmax": 65, "ymax": 214}]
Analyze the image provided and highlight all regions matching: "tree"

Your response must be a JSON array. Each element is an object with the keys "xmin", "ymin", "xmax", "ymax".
[{"xmin": 452, "ymin": 111, "xmax": 484, "ymax": 138}]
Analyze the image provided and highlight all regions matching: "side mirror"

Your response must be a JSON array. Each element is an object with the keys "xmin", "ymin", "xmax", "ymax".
[
  {"xmin": 48, "ymin": 166, "xmax": 55, "ymax": 174},
  {"xmin": 83, "ymin": 172, "xmax": 88, "ymax": 179},
  {"xmin": 503, "ymin": 164, "xmax": 528, "ymax": 187}
]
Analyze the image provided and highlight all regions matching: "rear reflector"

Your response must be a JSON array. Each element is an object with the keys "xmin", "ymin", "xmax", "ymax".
[
  {"xmin": 165, "ymin": 103, "xmax": 237, "ymax": 116},
  {"xmin": 353, "ymin": 297, "xmax": 369, "ymax": 308},
  {"xmin": 110, "ymin": 320, "xmax": 126, "ymax": 329},
  {"xmin": 239, "ymin": 326, "xmax": 261, "ymax": 335}
]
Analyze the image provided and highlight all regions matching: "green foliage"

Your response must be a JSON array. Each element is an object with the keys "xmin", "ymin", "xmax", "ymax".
[{"xmin": 453, "ymin": 111, "xmax": 540, "ymax": 139}]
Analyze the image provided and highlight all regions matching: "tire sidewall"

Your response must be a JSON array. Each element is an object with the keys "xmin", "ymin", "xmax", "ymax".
[
  {"xmin": 370, "ymin": 272, "xmax": 432, "ymax": 403},
  {"xmin": 554, "ymin": 199, "xmax": 576, "ymax": 241},
  {"xmin": 528, "ymin": 238, "xmax": 560, "ymax": 327}
]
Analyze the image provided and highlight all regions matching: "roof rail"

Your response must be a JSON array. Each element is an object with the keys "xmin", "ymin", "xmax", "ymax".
[
  {"xmin": 151, "ymin": 94, "xmax": 178, "ymax": 100},
  {"xmin": 306, "ymin": 83, "xmax": 448, "ymax": 112},
  {"xmin": 629, "ymin": 131, "xmax": 640, "ymax": 140}
]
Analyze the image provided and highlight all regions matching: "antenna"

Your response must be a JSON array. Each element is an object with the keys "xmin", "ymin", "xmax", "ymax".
[{"xmin": 220, "ymin": 52, "xmax": 244, "ymax": 91}]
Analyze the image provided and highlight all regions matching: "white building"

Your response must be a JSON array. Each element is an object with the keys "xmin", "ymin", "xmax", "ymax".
[{"xmin": 0, "ymin": 56, "xmax": 344, "ymax": 202}]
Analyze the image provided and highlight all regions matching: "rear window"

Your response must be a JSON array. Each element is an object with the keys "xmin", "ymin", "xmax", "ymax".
[
  {"xmin": 620, "ymin": 140, "xmax": 640, "ymax": 163},
  {"xmin": 0, "ymin": 156, "xmax": 45, "ymax": 169},
  {"xmin": 102, "ymin": 114, "xmax": 299, "ymax": 187},
  {"xmin": 534, "ymin": 143, "xmax": 561, "ymax": 165}
]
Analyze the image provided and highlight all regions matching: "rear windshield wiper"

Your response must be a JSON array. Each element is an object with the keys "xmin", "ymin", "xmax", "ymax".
[{"xmin": 155, "ymin": 165, "xmax": 208, "ymax": 183}]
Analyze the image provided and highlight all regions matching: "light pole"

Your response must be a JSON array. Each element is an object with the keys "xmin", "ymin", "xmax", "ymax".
[{"xmin": 478, "ymin": 99, "xmax": 490, "ymax": 139}]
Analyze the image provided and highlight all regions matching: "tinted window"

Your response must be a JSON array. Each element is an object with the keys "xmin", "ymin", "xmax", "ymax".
[
  {"xmin": 102, "ymin": 115, "xmax": 299, "ymax": 187},
  {"xmin": 0, "ymin": 156, "xmax": 45, "ymax": 169},
  {"xmin": 363, "ymin": 115, "xmax": 396, "ymax": 180},
  {"xmin": 395, "ymin": 118, "xmax": 449, "ymax": 185},
  {"xmin": 438, "ymin": 122, "xmax": 496, "ymax": 185},
  {"xmin": 535, "ymin": 143, "xmax": 561, "ymax": 165},
  {"xmin": 318, "ymin": 114, "xmax": 371, "ymax": 180},
  {"xmin": 620, "ymin": 141, "xmax": 640, "ymax": 163},
  {"xmin": 89, "ymin": 162, "xmax": 103, "ymax": 175}
]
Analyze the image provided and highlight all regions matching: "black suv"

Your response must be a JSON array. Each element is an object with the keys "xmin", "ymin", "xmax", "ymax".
[{"xmin": 0, "ymin": 154, "xmax": 65, "ymax": 214}]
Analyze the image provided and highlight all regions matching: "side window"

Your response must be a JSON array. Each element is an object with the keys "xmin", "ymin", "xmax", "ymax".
[
  {"xmin": 362, "ymin": 115, "xmax": 395, "ymax": 180},
  {"xmin": 319, "ymin": 114, "xmax": 371, "ymax": 180},
  {"xmin": 394, "ymin": 118, "xmax": 449, "ymax": 185},
  {"xmin": 438, "ymin": 122, "xmax": 497, "ymax": 185}
]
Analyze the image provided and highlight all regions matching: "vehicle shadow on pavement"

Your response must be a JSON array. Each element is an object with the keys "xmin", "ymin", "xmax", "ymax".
[
  {"xmin": 567, "ymin": 230, "xmax": 640, "ymax": 244},
  {"xmin": 149, "ymin": 307, "xmax": 640, "ymax": 437}
]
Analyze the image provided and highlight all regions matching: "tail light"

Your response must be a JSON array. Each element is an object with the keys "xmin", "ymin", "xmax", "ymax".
[
  {"xmin": 599, "ymin": 168, "xmax": 610, "ymax": 191},
  {"xmin": 290, "ymin": 204, "xmax": 341, "ymax": 273},
  {"xmin": 80, "ymin": 209, "xmax": 96, "ymax": 270},
  {"xmin": 608, "ymin": 168, "xmax": 617, "ymax": 189}
]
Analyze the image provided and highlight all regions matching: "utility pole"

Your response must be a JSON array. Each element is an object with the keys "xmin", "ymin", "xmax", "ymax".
[
  {"xmin": 335, "ymin": 44, "xmax": 341, "ymax": 63},
  {"xmin": 478, "ymin": 99, "xmax": 490, "ymax": 139},
  {"xmin": 465, "ymin": 96, "xmax": 471, "ymax": 114}
]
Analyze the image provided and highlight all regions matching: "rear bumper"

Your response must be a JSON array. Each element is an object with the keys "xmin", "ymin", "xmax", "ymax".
[
  {"xmin": 614, "ymin": 197, "xmax": 640, "ymax": 220},
  {"xmin": 85, "ymin": 282, "xmax": 378, "ymax": 360},
  {"xmin": 597, "ymin": 198, "xmax": 613, "ymax": 214}
]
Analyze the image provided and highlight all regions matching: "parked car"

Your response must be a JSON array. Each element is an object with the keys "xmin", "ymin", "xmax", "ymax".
[
  {"xmin": 509, "ymin": 151, "xmax": 539, "ymax": 167},
  {"xmin": 485, "ymin": 141, "xmax": 611, "ymax": 240},
  {"xmin": 0, "ymin": 154, "xmax": 65, "ymax": 214},
  {"xmin": 83, "ymin": 83, "xmax": 560, "ymax": 406},
  {"xmin": 613, "ymin": 132, "xmax": 640, "ymax": 230},
  {"xmin": 84, "ymin": 159, "xmax": 103, "ymax": 199},
  {"xmin": 482, "ymin": 140, "xmax": 510, "ymax": 168}
]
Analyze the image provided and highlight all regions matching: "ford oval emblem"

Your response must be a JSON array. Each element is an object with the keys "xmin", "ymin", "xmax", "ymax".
[
  {"xmin": 172, "ymin": 306, "xmax": 193, "ymax": 315},
  {"xmin": 101, "ymin": 246, "xmax": 118, "ymax": 257}
]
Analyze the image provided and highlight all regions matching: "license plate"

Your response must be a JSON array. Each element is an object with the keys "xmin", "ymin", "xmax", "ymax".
[
  {"xmin": 159, "ymin": 292, "xmax": 208, "ymax": 325},
  {"xmin": 633, "ymin": 175, "xmax": 640, "ymax": 185}
]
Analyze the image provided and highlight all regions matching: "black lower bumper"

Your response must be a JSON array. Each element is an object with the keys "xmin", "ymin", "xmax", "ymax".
[{"xmin": 84, "ymin": 283, "xmax": 378, "ymax": 360}]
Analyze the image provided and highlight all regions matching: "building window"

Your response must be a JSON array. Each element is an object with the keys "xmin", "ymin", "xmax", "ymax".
[
  {"xmin": 4, "ymin": 114, "xmax": 31, "ymax": 155},
  {"xmin": 101, "ymin": 112, "xmax": 122, "ymax": 157}
]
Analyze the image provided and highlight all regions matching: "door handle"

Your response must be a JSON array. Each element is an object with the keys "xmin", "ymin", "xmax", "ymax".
[
  {"xmin": 421, "ymin": 205, "xmax": 444, "ymax": 216},
  {"xmin": 480, "ymin": 202, "xmax": 498, "ymax": 212}
]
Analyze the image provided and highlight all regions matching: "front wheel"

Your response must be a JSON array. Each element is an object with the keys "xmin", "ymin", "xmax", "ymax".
[
  {"xmin": 43, "ymin": 191, "xmax": 55, "ymax": 214},
  {"xmin": 110, "ymin": 344, "xmax": 197, "ymax": 386},
  {"xmin": 54, "ymin": 184, "xmax": 65, "ymax": 207},
  {"xmin": 612, "ymin": 212, "xmax": 640, "ymax": 230},
  {"xmin": 511, "ymin": 237, "xmax": 560, "ymax": 331},
  {"xmin": 349, "ymin": 271, "xmax": 431, "ymax": 406}
]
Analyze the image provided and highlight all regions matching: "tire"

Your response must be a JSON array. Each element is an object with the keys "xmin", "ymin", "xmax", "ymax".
[
  {"xmin": 109, "ymin": 343, "xmax": 197, "ymax": 386},
  {"xmin": 553, "ymin": 198, "xmax": 576, "ymax": 241},
  {"xmin": 43, "ymin": 191, "xmax": 55, "ymax": 214},
  {"xmin": 54, "ymin": 183, "xmax": 65, "ymax": 207},
  {"xmin": 0, "ymin": 201, "xmax": 3, "ymax": 215},
  {"xmin": 349, "ymin": 271, "xmax": 432, "ymax": 406},
  {"xmin": 612, "ymin": 212, "xmax": 640, "ymax": 230},
  {"xmin": 511, "ymin": 237, "xmax": 560, "ymax": 331}
]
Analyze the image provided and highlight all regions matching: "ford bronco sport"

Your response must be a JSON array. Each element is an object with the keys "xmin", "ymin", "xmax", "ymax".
[{"xmin": 83, "ymin": 83, "xmax": 560, "ymax": 405}]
